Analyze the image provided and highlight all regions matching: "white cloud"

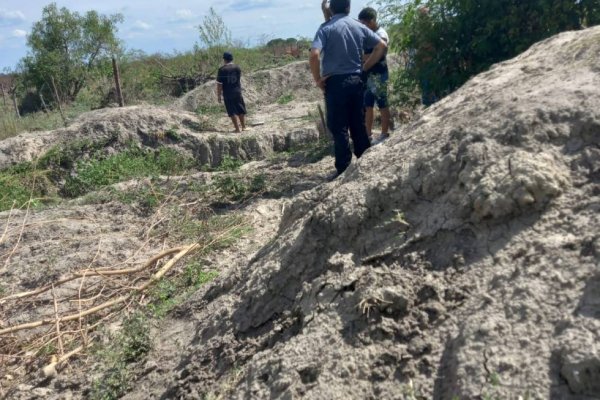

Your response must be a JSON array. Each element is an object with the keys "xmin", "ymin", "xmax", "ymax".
[
  {"xmin": 133, "ymin": 20, "xmax": 151, "ymax": 30},
  {"xmin": 11, "ymin": 29, "xmax": 26, "ymax": 37},
  {"xmin": 0, "ymin": 9, "xmax": 26, "ymax": 26},
  {"xmin": 175, "ymin": 9, "xmax": 194, "ymax": 20}
]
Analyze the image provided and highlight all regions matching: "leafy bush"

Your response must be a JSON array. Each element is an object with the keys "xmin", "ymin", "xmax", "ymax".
[{"xmin": 379, "ymin": 0, "xmax": 600, "ymax": 104}]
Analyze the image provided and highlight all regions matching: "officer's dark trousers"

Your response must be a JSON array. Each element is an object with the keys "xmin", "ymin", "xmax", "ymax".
[{"xmin": 325, "ymin": 73, "xmax": 371, "ymax": 174}]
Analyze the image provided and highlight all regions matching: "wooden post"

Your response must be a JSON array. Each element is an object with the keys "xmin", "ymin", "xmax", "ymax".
[
  {"xmin": 11, "ymin": 88, "xmax": 20, "ymax": 119},
  {"xmin": 0, "ymin": 84, "xmax": 6, "ymax": 106},
  {"xmin": 112, "ymin": 57, "xmax": 124, "ymax": 107},
  {"xmin": 50, "ymin": 76, "xmax": 67, "ymax": 127}
]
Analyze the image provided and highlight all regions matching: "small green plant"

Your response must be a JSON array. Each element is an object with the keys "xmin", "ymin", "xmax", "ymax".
[
  {"xmin": 90, "ymin": 313, "xmax": 151, "ymax": 400},
  {"xmin": 120, "ymin": 314, "xmax": 152, "ymax": 363},
  {"xmin": 216, "ymin": 155, "xmax": 244, "ymax": 172},
  {"xmin": 165, "ymin": 126, "xmax": 181, "ymax": 142},
  {"xmin": 276, "ymin": 93, "xmax": 294, "ymax": 105},
  {"xmin": 213, "ymin": 175, "xmax": 248, "ymax": 201},
  {"xmin": 184, "ymin": 262, "xmax": 219, "ymax": 288},
  {"xmin": 148, "ymin": 279, "xmax": 179, "ymax": 318},
  {"xmin": 90, "ymin": 362, "xmax": 129, "ymax": 400}
]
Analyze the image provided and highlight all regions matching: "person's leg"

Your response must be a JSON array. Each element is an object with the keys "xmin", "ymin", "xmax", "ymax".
[
  {"xmin": 230, "ymin": 116, "xmax": 241, "ymax": 132},
  {"xmin": 365, "ymin": 107, "xmax": 374, "ymax": 138},
  {"xmin": 238, "ymin": 114, "xmax": 246, "ymax": 130},
  {"xmin": 380, "ymin": 107, "xmax": 391, "ymax": 135},
  {"xmin": 376, "ymin": 73, "xmax": 390, "ymax": 136},
  {"xmin": 325, "ymin": 75, "xmax": 352, "ymax": 174},
  {"xmin": 346, "ymin": 75, "xmax": 370, "ymax": 158},
  {"xmin": 364, "ymin": 76, "xmax": 376, "ymax": 139}
]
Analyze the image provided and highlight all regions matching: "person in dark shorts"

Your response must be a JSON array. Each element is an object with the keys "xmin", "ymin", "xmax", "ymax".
[
  {"xmin": 359, "ymin": 7, "xmax": 391, "ymax": 143},
  {"xmin": 310, "ymin": 0, "xmax": 387, "ymax": 179},
  {"xmin": 216, "ymin": 52, "xmax": 247, "ymax": 133}
]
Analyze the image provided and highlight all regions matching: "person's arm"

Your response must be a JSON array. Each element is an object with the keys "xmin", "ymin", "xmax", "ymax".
[
  {"xmin": 321, "ymin": 0, "xmax": 332, "ymax": 21},
  {"xmin": 310, "ymin": 48, "xmax": 326, "ymax": 91},
  {"xmin": 363, "ymin": 40, "xmax": 387, "ymax": 72},
  {"xmin": 216, "ymin": 82, "xmax": 223, "ymax": 103}
]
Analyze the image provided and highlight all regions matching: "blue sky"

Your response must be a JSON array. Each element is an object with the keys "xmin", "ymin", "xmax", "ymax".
[{"xmin": 0, "ymin": 0, "xmax": 373, "ymax": 71}]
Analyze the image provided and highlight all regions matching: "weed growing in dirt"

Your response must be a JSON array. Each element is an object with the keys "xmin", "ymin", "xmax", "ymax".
[
  {"xmin": 216, "ymin": 155, "xmax": 244, "ymax": 171},
  {"xmin": 148, "ymin": 266, "xmax": 219, "ymax": 318},
  {"xmin": 276, "ymin": 93, "xmax": 294, "ymax": 105},
  {"xmin": 212, "ymin": 173, "xmax": 267, "ymax": 202},
  {"xmin": 165, "ymin": 126, "xmax": 181, "ymax": 142},
  {"xmin": 90, "ymin": 313, "xmax": 151, "ymax": 400}
]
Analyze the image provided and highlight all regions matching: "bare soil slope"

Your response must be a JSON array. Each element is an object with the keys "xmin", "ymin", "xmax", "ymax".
[
  {"xmin": 123, "ymin": 27, "xmax": 600, "ymax": 399},
  {"xmin": 2, "ymin": 27, "xmax": 600, "ymax": 400}
]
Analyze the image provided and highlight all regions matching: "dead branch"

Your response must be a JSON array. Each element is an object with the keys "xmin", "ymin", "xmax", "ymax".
[
  {"xmin": 0, "ymin": 246, "xmax": 187, "ymax": 304},
  {"xmin": 0, "ymin": 203, "xmax": 16, "ymax": 245},
  {"xmin": 0, "ymin": 244, "xmax": 197, "ymax": 336},
  {"xmin": 2, "ymin": 198, "xmax": 32, "ymax": 270},
  {"xmin": 51, "ymin": 285, "xmax": 64, "ymax": 357}
]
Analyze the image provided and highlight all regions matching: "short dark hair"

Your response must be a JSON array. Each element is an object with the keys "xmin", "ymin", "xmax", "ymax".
[
  {"xmin": 223, "ymin": 52, "xmax": 233, "ymax": 62},
  {"xmin": 330, "ymin": 0, "xmax": 350, "ymax": 14},
  {"xmin": 358, "ymin": 7, "xmax": 377, "ymax": 22}
]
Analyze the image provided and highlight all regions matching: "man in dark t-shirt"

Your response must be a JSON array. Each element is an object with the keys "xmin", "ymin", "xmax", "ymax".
[{"xmin": 216, "ymin": 52, "xmax": 247, "ymax": 133}]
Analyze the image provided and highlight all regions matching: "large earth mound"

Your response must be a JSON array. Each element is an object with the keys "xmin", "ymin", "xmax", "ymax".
[
  {"xmin": 1, "ymin": 26, "xmax": 599, "ymax": 400},
  {"xmin": 120, "ymin": 27, "xmax": 599, "ymax": 399}
]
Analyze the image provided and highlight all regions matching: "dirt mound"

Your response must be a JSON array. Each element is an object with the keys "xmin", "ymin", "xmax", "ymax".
[
  {"xmin": 109, "ymin": 27, "xmax": 598, "ymax": 399},
  {"xmin": 2, "ymin": 26, "xmax": 600, "ymax": 400},
  {"xmin": 174, "ymin": 61, "xmax": 322, "ymax": 113},
  {"xmin": 0, "ymin": 104, "xmax": 320, "ymax": 170}
]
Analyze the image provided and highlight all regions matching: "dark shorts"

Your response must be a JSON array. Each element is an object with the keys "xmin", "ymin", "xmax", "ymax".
[
  {"xmin": 364, "ymin": 72, "xmax": 389, "ymax": 109},
  {"xmin": 224, "ymin": 93, "xmax": 246, "ymax": 117}
]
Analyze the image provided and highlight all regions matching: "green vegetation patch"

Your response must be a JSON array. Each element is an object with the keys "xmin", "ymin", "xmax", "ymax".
[
  {"xmin": 0, "ymin": 164, "xmax": 55, "ymax": 211},
  {"xmin": 276, "ymin": 93, "xmax": 294, "ymax": 105},
  {"xmin": 90, "ymin": 313, "xmax": 151, "ymax": 400},
  {"xmin": 63, "ymin": 146, "xmax": 195, "ymax": 198},
  {"xmin": 0, "ymin": 141, "xmax": 196, "ymax": 210}
]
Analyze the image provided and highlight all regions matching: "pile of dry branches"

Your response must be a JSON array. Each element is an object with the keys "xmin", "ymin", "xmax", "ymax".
[
  {"xmin": 0, "ymin": 190, "xmax": 245, "ymax": 395},
  {"xmin": 0, "ymin": 239, "xmax": 199, "ymax": 381}
]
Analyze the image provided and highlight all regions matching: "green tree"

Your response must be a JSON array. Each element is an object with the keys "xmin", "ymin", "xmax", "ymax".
[
  {"xmin": 378, "ymin": 0, "xmax": 600, "ymax": 105},
  {"xmin": 20, "ymin": 3, "xmax": 123, "ymax": 104},
  {"xmin": 195, "ymin": 7, "xmax": 232, "ymax": 78}
]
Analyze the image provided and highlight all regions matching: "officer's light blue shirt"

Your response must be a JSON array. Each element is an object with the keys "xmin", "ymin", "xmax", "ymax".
[{"xmin": 311, "ymin": 14, "xmax": 382, "ymax": 77}]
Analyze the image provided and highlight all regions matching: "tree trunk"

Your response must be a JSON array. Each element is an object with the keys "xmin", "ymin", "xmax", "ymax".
[
  {"xmin": 39, "ymin": 92, "xmax": 50, "ymax": 113},
  {"xmin": 112, "ymin": 57, "xmax": 124, "ymax": 107},
  {"xmin": 50, "ymin": 76, "xmax": 67, "ymax": 127},
  {"xmin": 0, "ymin": 84, "xmax": 6, "ymax": 106},
  {"xmin": 11, "ymin": 90, "xmax": 20, "ymax": 119}
]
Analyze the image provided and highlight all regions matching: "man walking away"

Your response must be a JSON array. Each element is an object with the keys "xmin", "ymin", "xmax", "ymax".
[
  {"xmin": 216, "ymin": 52, "xmax": 247, "ymax": 133},
  {"xmin": 310, "ymin": 0, "xmax": 387, "ymax": 179},
  {"xmin": 359, "ymin": 7, "xmax": 391, "ymax": 143}
]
